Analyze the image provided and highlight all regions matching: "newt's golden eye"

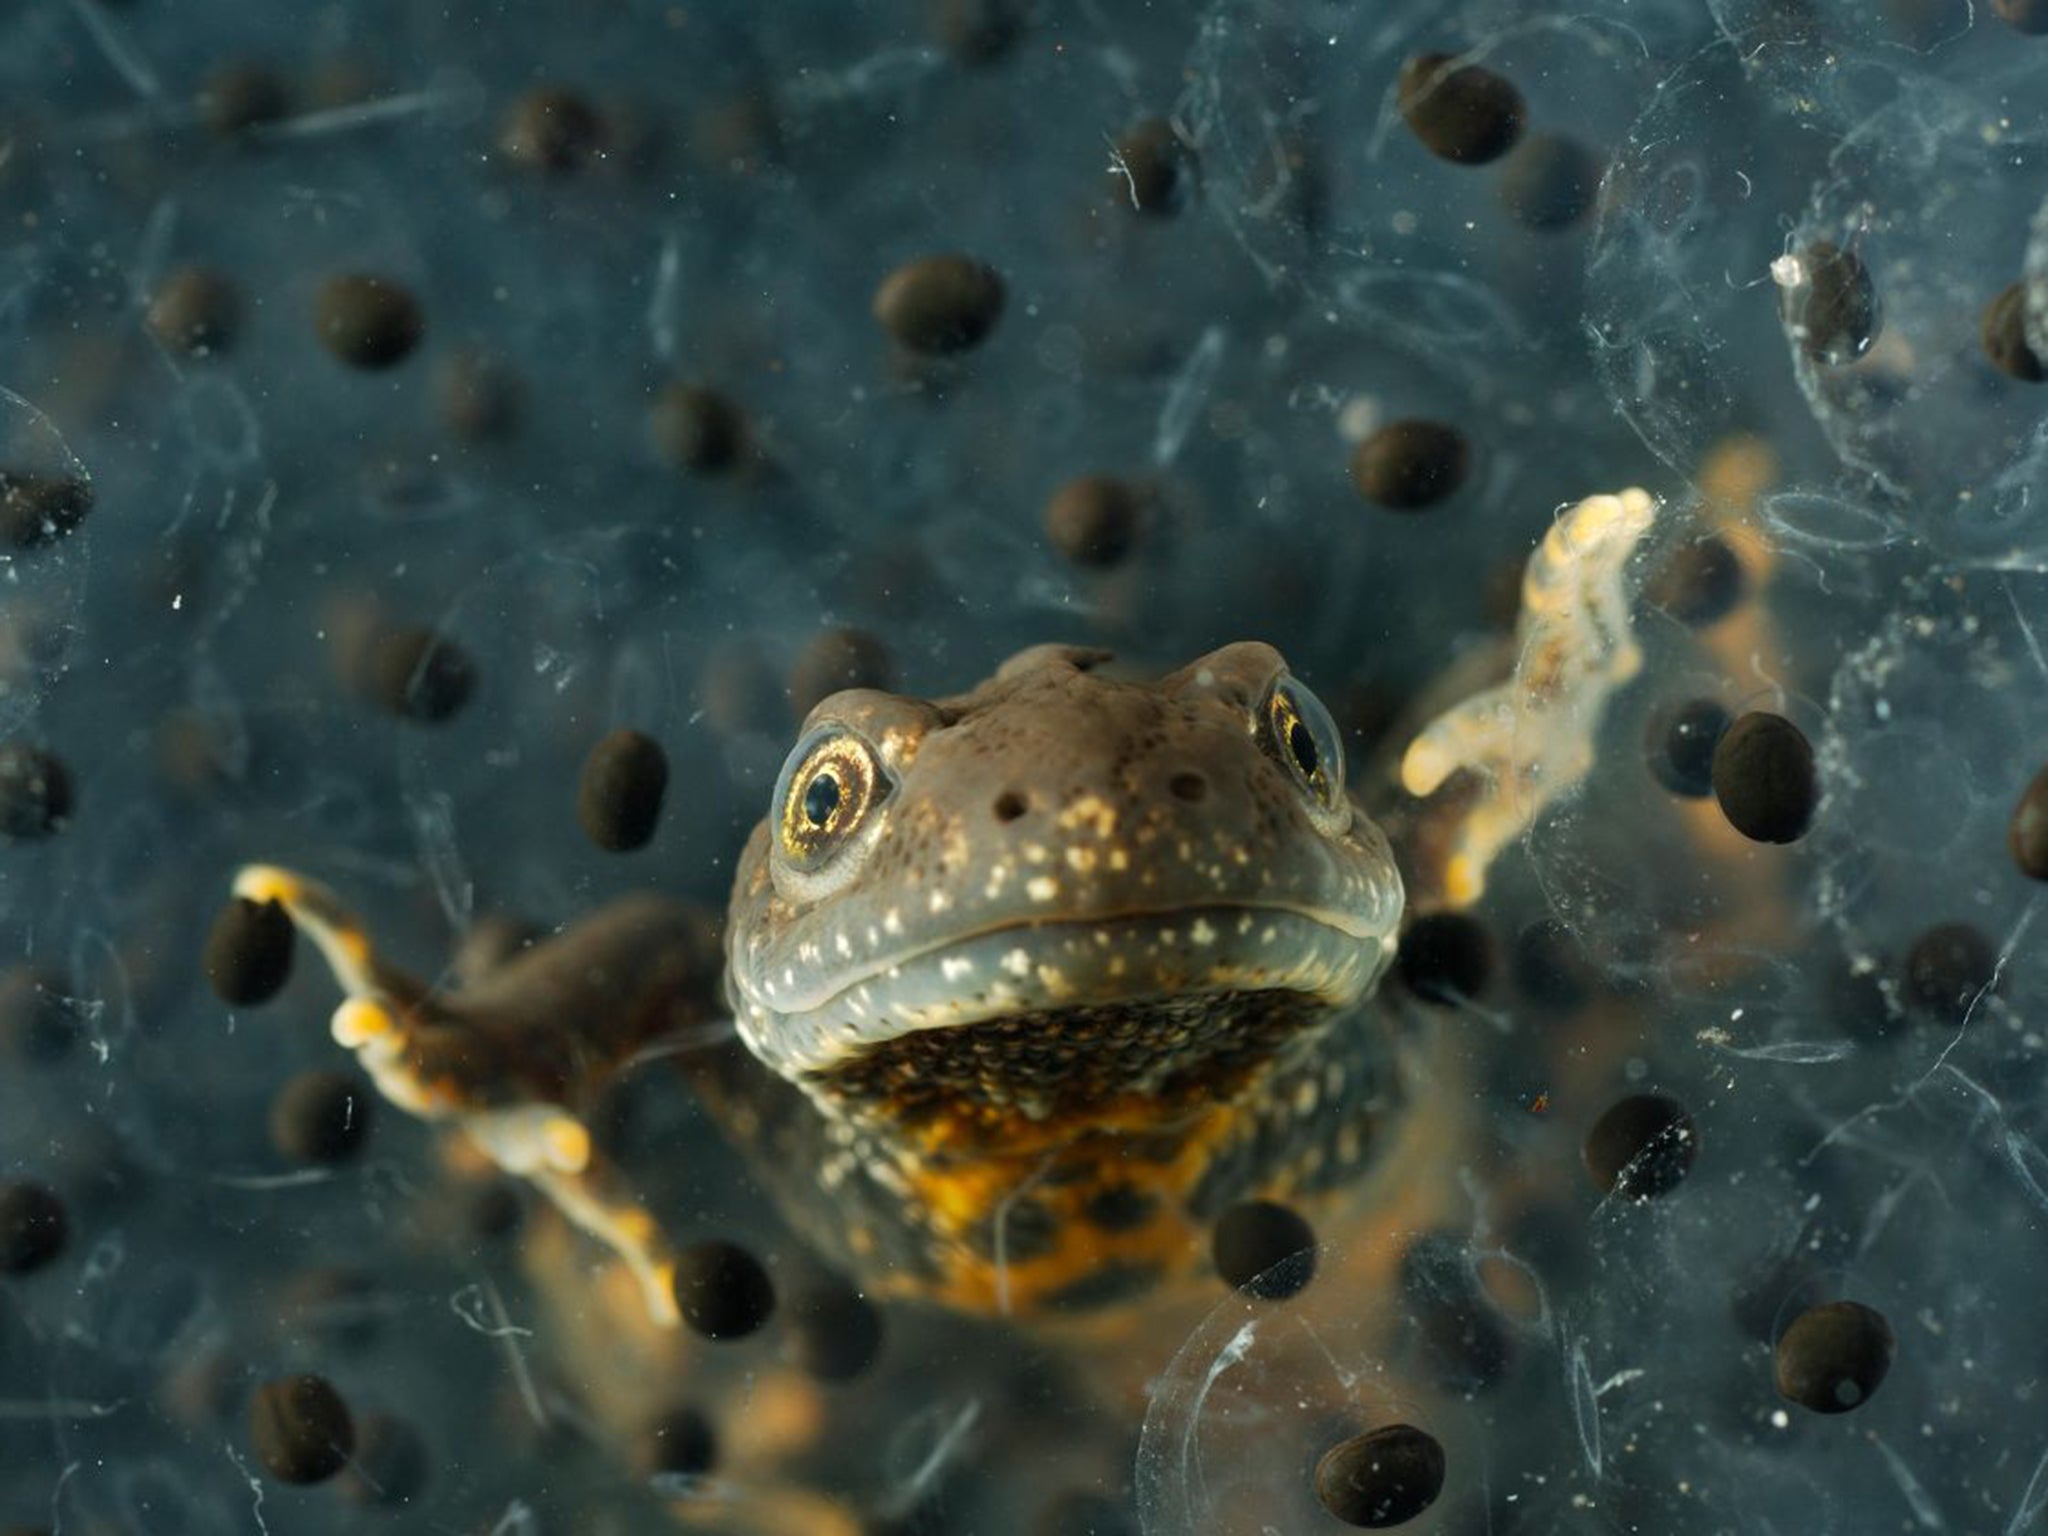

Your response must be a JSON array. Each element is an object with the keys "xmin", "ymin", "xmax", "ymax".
[
  {"xmin": 1262, "ymin": 675, "xmax": 1349, "ymax": 831},
  {"xmin": 773, "ymin": 727, "xmax": 888, "ymax": 877}
]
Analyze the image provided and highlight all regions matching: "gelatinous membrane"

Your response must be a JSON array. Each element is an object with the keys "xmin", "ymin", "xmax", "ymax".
[
  {"xmin": 1779, "ymin": 71, "xmax": 2048, "ymax": 555},
  {"xmin": 1136, "ymin": 1241, "xmax": 1482, "ymax": 1536},
  {"xmin": 1586, "ymin": 42, "xmax": 1842, "ymax": 482}
]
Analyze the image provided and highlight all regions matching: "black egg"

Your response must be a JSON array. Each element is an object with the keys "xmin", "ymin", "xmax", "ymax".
[
  {"xmin": 1396, "ymin": 911, "xmax": 1493, "ymax": 1004},
  {"xmin": 1645, "ymin": 699, "xmax": 1732, "ymax": 799},
  {"xmin": 1108, "ymin": 118, "xmax": 1198, "ymax": 216},
  {"xmin": 204, "ymin": 896, "xmax": 295, "ymax": 1006},
  {"xmin": 1044, "ymin": 474, "xmax": 1143, "ymax": 568},
  {"xmin": 315, "ymin": 273, "xmax": 425, "ymax": 370},
  {"xmin": 640, "ymin": 1404, "xmax": 718, "ymax": 1476},
  {"xmin": 1314, "ymin": 1422, "xmax": 1448, "ymax": 1528},
  {"xmin": 578, "ymin": 728, "xmax": 669, "ymax": 852},
  {"xmin": 1397, "ymin": 54, "xmax": 1524, "ymax": 166},
  {"xmin": 0, "ymin": 473, "xmax": 91, "ymax": 551},
  {"xmin": 249, "ymin": 1373, "xmax": 355, "ymax": 1484},
  {"xmin": 497, "ymin": 86, "xmax": 603, "ymax": 173},
  {"xmin": 0, "ymin": 1181, "xmax": 68, "ymax": 1275},
  {"xmin": 1647, "ymin": 535, "xmax": 1745, "ymax": 628},
  {"xmin": 147, "ymin": 266, "xmax": 242, "ymax": 356},
  {"xmin": 1349, "ymin": 420, "xmax": 1471, "ymax": 511},
  {"xmin": 371, "ymin": 625, "xmax": 476, "ymax": 723},
  {"xmin": 268, "ymin": 1069, "xmax": 374, "ymax": 1164},
  {"xmin": 1982, "ymin": 281, "xmax": 2046, "ymax": 382},
  {"xmin": 1902, "ymin": 922, "xmax": 1998, "ymax": 1026},
  {"xmin": 2011, "ymin": 762, "xmax": 2048, "ymax": 879},
  {"xmin": 1212, "ymin": 1198, "xmax": 1316, "ymax": 1300},
  {"xmin": 1775, "ymin": 1300, "xmax": 1895, "ymax": 1414},
  {"xmin": 872, "ymin": 254, "xmax": 1005, "ymax": 355},
  {"xmin": 1712, "ymin": 711, "xmax": 1817, "ymax": 843},
  {"xmin": 201, "ymin": 60, "xmax": 290, "ymax": 138},
  {"xmin": 1583, "ymin": 1093, "xmax": 1698, "ymax": 1201},
  {"xmin": 671, "ymin": 1240, "xmax": 776, "ymax": 1341},
  {"xmin": 1783, "ymin": 241, "xmax": 1880, "ymax": 364},
  {"xmin": 649, "ymin": 383, "xmax": 748, "ymax": 474}
]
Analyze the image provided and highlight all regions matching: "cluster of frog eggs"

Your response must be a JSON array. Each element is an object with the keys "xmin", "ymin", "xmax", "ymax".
[
  {"xmin": 11, "ymin": 644, "xmax": 1983, "ymax": 1529},
  {"xmin": 1294, "ymin": 739, "xmax": 2048, "ymax": 1524},
  {"xmin": 5, "ymin": 5, "xmax": 2048, "ymax": 1534}
]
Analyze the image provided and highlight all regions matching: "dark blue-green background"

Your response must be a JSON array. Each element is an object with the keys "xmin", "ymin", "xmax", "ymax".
[{"xmin": 4, "ymin": 1, "xmax": 2048, "ymax": 1531}]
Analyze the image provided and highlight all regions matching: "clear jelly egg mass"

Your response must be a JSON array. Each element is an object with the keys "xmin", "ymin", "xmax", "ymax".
[{"xmin": 3, "ymin": 1, "xmax": 2047, "ymax": 1532}]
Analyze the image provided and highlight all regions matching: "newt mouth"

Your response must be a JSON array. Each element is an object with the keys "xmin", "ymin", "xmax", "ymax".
[{"xmin": 731, "ymin": 902, "xmax": 1399, "ymax": 1081}]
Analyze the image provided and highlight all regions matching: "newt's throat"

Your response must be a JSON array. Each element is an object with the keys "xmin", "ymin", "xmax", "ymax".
[
  {"xmin": 810, "ymin": 994, "xmax": 1400, "ymax": 1316},
  {"xmin": 802, "ymin": 988, "xmax": 1342, "ymax": 1158}
]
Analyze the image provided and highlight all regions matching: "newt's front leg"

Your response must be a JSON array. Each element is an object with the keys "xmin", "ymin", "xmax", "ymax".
[
  {"xmin": 1397, "ymin": 487, "xmax": 1659, "ymax": 910},
  {"xmin": 232, "ymin": 864, "xmax": 719, "ymax": 1327}
]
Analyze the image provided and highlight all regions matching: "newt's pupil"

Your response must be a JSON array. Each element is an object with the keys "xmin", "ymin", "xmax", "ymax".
[
  {"xmin": 803, "ymin": 771, "xmax": 842, "ymax": 827},
  {"xmin": 1288, "ymin": 717, "xmax": 1319, "ymax": 779}
]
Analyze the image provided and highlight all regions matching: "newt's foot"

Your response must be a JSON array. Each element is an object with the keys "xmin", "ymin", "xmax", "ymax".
[
  {"xmin": 232, "ymin": 864, "xmax": 715, "ymax": 1327},
  {"xmin": 1400, "ymin": 488, "xmax": 1659, "ymax": 907}
]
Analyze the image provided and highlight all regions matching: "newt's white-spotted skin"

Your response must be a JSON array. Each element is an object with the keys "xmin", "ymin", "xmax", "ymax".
[{"xmin": 235, "ymin": 489, "xmax": 1658, "ymax": 1330}]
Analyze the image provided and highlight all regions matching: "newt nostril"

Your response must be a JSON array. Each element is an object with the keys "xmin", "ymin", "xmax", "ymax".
[
  {"xmin": 992, "ymin": 790, "xmax": 1028, "ymax": 823},
  {"xmin": 1169, "ymin": 771, "xmax": 1208, "ymax": 803}
]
